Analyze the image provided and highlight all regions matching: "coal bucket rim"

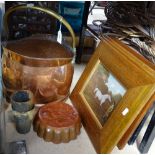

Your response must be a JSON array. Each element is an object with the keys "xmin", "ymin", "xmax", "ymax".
[{"xmin": 2, "ymin": 35, "xmax": 74, "ymax": 61}]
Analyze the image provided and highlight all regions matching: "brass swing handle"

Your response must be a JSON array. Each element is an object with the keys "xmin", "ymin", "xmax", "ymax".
[{"xmin": 3, "ymin": 5, "xmax": 76, "ymax": 52}]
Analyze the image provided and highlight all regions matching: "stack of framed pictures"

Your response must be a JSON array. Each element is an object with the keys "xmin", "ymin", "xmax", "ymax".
[{"xmin": 70, "ymin": 37, "xmax": 155, "ymax": 153}]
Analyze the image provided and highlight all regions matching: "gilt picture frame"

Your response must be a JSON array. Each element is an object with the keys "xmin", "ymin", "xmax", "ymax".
[{"xmin": 70, "ymin": 37, "xmax": 155, "ymax": 153}]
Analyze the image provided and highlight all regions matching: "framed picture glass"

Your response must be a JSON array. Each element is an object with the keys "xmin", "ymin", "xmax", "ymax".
[{"xmin": 81, "ymin": 61, "xmax": 126, "ymax": 126}]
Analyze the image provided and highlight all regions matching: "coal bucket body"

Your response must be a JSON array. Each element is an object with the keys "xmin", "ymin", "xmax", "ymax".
[{"xmin": 2, "ymin": 36, "xmax": 74, "ymax": 104}]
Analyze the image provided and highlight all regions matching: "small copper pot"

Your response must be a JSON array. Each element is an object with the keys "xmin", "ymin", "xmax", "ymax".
[{"xmin": 33, "ymin": 102, "xmax": 81, "ymax": 143}]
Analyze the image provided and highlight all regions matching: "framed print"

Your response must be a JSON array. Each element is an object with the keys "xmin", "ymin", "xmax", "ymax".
[{"xmin": 70, "ymin": 37, "xmax": 155, "ymax": 153}]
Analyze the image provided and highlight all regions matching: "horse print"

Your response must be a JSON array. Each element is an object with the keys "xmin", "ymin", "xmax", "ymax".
[{"xmin": 94, "ymin": 87, "xmax": 111, "ymax": 106}]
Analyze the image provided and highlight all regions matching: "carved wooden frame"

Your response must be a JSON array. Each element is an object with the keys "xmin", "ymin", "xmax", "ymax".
[{"xmin": 70, "ymin": 37, "xmax": 155, "ymax": 153}]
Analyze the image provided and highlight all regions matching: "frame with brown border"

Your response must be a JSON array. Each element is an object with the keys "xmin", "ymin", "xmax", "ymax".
[{"xmin": 70, "ymin": 37, "xmax": 155, "ymax": 153}]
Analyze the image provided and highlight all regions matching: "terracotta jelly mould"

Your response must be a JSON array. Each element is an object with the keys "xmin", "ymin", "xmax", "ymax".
[{"xmin": 33, "ymin": 102, "xmax": 81, "ymax": 143}]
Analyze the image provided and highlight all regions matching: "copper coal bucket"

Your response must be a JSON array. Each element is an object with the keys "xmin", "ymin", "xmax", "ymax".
[{"xmin": 2, "ymin": 5, "xmax": 76, "ymax": 104}]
